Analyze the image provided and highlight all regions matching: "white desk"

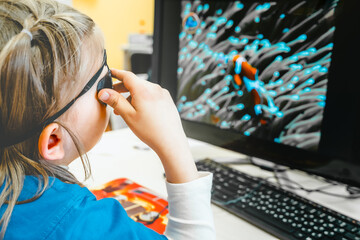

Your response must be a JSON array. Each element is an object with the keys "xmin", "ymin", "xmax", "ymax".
[{"xmin": 69, "ymin": 128, "xmax": 360, "ymax": 240}]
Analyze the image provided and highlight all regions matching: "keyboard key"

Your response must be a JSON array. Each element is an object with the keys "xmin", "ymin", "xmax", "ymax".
[
  {"xmin": 345, "ymin": 225, "xmax": 359, "ymax": 233},
  {"xmin": 293, "ymin": 231, "xmax": 304, "ymax": 238},
  {"xmin": 345, "ymin": 232, "xmax": 360, "ymax": 240},
  {"xmin": 212, "ymin": 193, "xmax": 230, "ymax": 202}
]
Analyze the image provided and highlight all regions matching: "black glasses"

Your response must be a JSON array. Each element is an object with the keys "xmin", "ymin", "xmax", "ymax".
[
  {"xmin": 80, "ymin": 49, "xmax": 113, "ymax": 105},
  {"xmin": 1, "ymin": 50, "xmax": 113, "ymax": 148},
  {"xmin": 67, "ymin": 49, "xmax": 113, "ymax": 105}
]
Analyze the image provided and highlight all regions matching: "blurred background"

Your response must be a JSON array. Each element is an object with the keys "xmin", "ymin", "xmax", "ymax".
[
  {"xmin": 72, "ymin": 0, "xmax": 154, "ymax": 71},
  {"xmin": 57, "ymin": 0, "xmax": 154, "ymax": 71},
  {"xmin": 58, "ymin": 0, "xmax": 155, "ymax": 129}
]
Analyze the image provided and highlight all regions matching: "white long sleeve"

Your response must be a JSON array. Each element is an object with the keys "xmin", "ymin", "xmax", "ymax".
[{"xmin": 164, "ymin": 172, "xmax": 215, "ymax": 240}]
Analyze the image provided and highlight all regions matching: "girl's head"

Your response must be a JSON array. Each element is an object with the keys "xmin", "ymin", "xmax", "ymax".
[{"xmin": 0, "ymin": 0, "xmax": 110, "ymax": 236}]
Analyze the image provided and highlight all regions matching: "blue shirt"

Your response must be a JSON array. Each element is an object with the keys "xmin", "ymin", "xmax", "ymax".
[{"xmin": 1, "ymin": 176, "xmax": 168, "ymax": 240}]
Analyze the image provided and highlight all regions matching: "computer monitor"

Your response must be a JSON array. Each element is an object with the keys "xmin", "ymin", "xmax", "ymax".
[{"xmin": 152, "ymin": 0, "xmax": 360, "ymax": 188}]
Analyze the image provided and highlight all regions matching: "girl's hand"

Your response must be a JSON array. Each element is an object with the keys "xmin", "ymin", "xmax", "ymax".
[{"xmin": 98, "ymin": 69, "xmax": 198, "ymax": 183}]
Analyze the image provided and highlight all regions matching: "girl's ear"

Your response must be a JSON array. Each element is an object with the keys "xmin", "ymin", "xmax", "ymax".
[{"xmin": 38, "ymin": 123, "xmax": 65, "ymax": 161}]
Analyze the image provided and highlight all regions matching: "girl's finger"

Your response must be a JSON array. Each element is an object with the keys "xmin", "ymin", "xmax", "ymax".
[
  {"xmin": 110, "ymin": 69, "xmax": 140, "ymax": 93},
  {"xmin": 98, "ymin": 89, "xmax": 136, "ymax": 119}
]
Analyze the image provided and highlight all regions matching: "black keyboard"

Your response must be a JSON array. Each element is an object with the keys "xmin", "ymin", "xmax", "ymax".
[{"xmin": 196, "ymin": 158, "xmax": 360, "ymax": 240}]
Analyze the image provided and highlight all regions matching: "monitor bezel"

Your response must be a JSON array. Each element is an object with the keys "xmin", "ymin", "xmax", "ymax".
[{"xmin": 152, "ymin": 0, "xmax": 360, "ymax": 187}]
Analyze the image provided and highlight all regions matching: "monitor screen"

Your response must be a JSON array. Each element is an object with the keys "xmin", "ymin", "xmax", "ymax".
[
  {"xmin": 152, "ymin": 0, "xmax": 360, "ymax": 187},
  {"xmin": 177, "ymin": 0, "xmax": 338, "ymax": 152}
]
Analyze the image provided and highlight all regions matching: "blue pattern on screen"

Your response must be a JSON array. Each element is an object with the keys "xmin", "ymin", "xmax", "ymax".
[{"xmin": 177, "ymin": 0, "xmax": 339, "ymax": 151}]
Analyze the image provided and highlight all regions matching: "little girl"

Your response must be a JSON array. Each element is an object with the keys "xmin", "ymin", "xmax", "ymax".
[{"xmin": 0, "ymin": 0, "xmax": 214, "ymax": 239}]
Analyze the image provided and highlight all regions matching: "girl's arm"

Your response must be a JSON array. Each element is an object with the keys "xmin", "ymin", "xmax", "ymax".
[{"xmin": 98, "ymin": 70, "xmax": 215, "ymax": 239}]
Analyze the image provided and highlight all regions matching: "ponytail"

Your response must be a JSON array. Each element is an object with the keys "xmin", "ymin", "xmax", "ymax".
[{"xmin": 0, "ymin": 0, "xmax": 97, "ymax": 237}]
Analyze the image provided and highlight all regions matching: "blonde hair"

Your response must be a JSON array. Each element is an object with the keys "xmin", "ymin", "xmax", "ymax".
[{"xmin": 0, "ymin": 0, "xmax": 101, "ymax": 237}]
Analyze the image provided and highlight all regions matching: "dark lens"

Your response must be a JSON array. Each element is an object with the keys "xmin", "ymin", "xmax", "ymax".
[
  {"xmin": 96, "ymin": 71, "xmax": 113, "ymax": 93},
  {"xmin": 97, "ymin": 71, "xmax": 113, "ymax": 105}
]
